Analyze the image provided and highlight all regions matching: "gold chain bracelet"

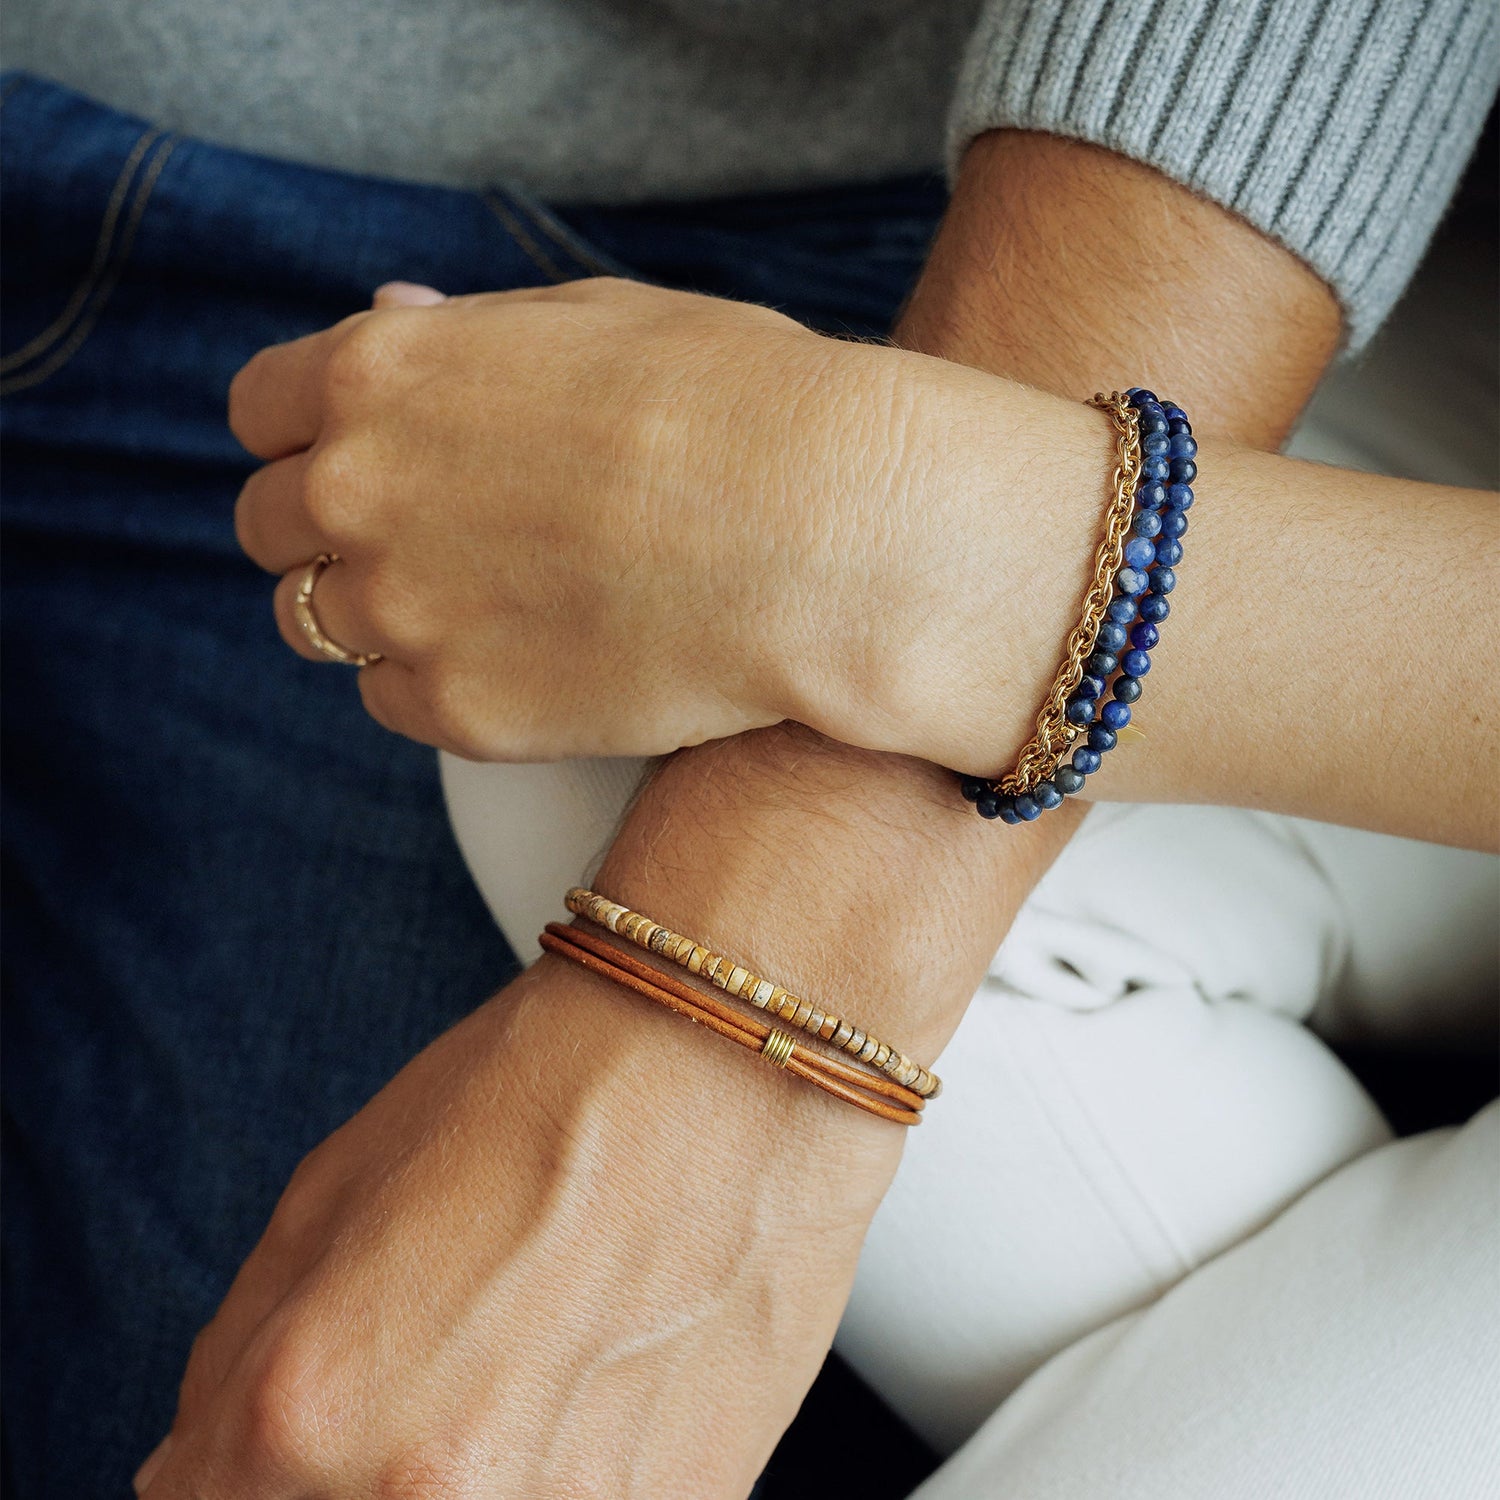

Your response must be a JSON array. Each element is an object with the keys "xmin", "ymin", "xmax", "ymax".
[{"xmin": 998, "ymin": 392, "xmax": 1143, "ymax": 794}]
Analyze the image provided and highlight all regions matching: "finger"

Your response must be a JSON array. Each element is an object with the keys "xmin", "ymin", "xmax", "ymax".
[
  {"xmin": 228, "ymin": 311, "xmax": 369, "ymax": 461},
  {"xmin": 235, "ymin": 452, "xmax": 327, "ymax": 574},
  {"xmin": 357, "ymin": 659, "xmax": 462, "ymax": 754},
  {"xmin": 373, "ymin": 281, "xmax": 446, "ymax": 308},
  {"xmin": 271, "ymin": 559, "xmax": 385, "ymax": 666},
  {"xmin": 137, "ymin": 1425, "xmax": 273, "ymax": 1500},
  {"xmin": 133, "ymin": 1434, "xmax": 172, "ymax": 1495}
]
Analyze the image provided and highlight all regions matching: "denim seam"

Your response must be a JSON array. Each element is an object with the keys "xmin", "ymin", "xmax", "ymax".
[
  {"xmin": 0, "ymin": 133, "xmax": 177, "ymax": 395},
  {"xmin": 0, "ymin": 126, "xmax": 165, "ymax": 375},
  {"xmin": 480, "ymin": 189, "xmax": 576, "ymax": 283},
  {"xmin": 492, "ymin": 185, "xmax": 629, "ymax": 280}
]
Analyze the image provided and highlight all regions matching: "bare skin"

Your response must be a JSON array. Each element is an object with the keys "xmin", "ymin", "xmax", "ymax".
[
  {"xmin": 139, "ymin": 131, "xmax": 1384, "ymax": 1498},
  {"xmin": 230, "ymin": 149, "xmax": 1492, "ymax": 846}
]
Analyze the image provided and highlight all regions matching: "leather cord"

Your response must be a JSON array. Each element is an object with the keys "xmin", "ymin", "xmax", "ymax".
[{"xmin": 539, "ymin": 923, "xmax": 926, "ymax": 1126}]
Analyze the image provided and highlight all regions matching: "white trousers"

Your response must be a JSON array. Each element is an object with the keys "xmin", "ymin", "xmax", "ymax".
[
  {"xmin": 444, "ymin": 754, "xmax": 1500, "ymax": 1499},
  {"xmin": 440, "ymin": 231, "xmax": 1500, "ymax": 1495}
]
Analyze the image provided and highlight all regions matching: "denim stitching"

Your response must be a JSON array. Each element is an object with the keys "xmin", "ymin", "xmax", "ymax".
[
  {"xmin": 481, "ymin": 189, "xmax": 574, "ymax": 283},
  {"xmin": 0, "ymin": 126, "xmax": 164, "ymax": 375},
  {"xmin": 0, "ymin": 134, "xmax": 177, "ymax": 395},
  {"xmin": 496, "ymin": 187, "xmax": 629, "ymax": 280}
]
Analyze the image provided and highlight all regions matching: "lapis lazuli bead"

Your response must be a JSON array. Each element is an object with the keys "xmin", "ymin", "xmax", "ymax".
[
  {"xmin": 1163, "ymin": 404, "xmax": 1189, "ymax": 427},
  {"xmin": 1159, "ymin": 511, "xmax": 1188, "ymax": 540},
  {"xmin": 1121, "ymin": 648, "xmax": 1152, "ymax": 677},
  {"xmin": 1113, "ymin": 675, "xmax": 1143, "ymax": 704},
  {"xmin": 1137, "ymin": 409, "xmax": 1169, "ymax": 436},
  {"xmin": 976, "ymin": 790, "xmax": 1002, "ymax": 818},
  {"xmin": 1139, "ymin": 592, "xmax": 1170, "ymax": 623},
  {"xmin": 1088, "ymin": 725, "xmax": 1117, "ymax": 753},
  {"xmin": 960, "ymin": 776, "xmax": 986, "ymax": 802},
  {"xmin": 1107, "ymin": 596, "xmax": 1138, "ymax": 625},
  {"xmin": 1141, "ymin": 455, "xmax": 1171, "ymax": 483},
  {"xmin": 1127, "ymin": 389, "xmax": 1158, "ymax": 407},
  {"xmin": 1014, "ymin": 794, "xmax": 1042, "ymax": 822},
  {"xmin": 1132, "ymin": 509, "xmax": 1163, "ymax": 539},
  {"xmin": 1072, "ymin": 746, "xmax": 1102, "ymax": 775},
  {"xmin": 1168, "ymin": 433, "xmax": 1198, "ymax": 460},
  {"xmin": 1101, "ymin": 698, "xmax": 1132, "ymax": 729},
  {"xmin": 1033, "ymin": 780, "xmax": 1063, "ymax": 810},
  {"xmin": 1135, "ymin": 479, "xmax": 1166, "ymax": 510},
  {"xmin": 1142, "ymin": 432, "xmax": 1170, "ymax": 457},
  {"xmin": 1066, "ymin": 697, "xmax": 1096, "ymax": 726},
  {"xmin": 1152, "ymin": 566, "xmax": 1178, "ymax": 594},
  {"xmin": 1087, "ymin": 650, "xmax": 1119, "ymax": 679},
  {"xmin": 1117, "ymin": 565, "xmax": 1150, "ymax": 595},
  {"xmin": 1096, "ymin": 620, "xmax": 1128, "ymax": 652},
  {"xmin": 1155, "ymin": 537, "xmax": 1183, "ymax": 567},
  {"xmin": 1130, "ymin": 620, "xmax": 1160, "ymax": 650},
  {"xmin": 1168, "ymin": 457, "xmax": 1197, "ymax": 484},
  {"xmin": 998, "ymin": 800, "xmax": 1022, "ymax": 825},
  {"xmin": 1123, "ymin": 536, "xmax": 1157, "ymax": 570},
  {"xmin": 1076, "ymin": 673, "xmax": 1105, "ymax": 701},
  {"xmin": 1055, "ymin": 765, "xmax": 1085, "ymax": 795},
  {"xmin": 1166, "ymin": 483, "xmax": 1194, "ymax": 511}
]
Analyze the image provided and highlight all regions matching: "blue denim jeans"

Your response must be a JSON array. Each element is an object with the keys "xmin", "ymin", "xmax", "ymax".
[{"xmin": 0, "ymin": 72, "xmax": 944, "ymax": 1497}]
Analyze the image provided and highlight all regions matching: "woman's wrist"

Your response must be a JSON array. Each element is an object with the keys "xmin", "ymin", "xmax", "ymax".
[{"xmin": 797, "ymin": 361, "xmax": 1121, "ymax": 783}]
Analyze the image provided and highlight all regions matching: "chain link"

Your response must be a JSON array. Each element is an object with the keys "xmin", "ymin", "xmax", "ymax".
[{"xmin": 997, "ymin": 393, "xmax": 1143, "ymax": 795}]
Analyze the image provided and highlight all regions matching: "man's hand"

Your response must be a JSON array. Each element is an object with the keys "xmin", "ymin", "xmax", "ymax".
[{"xmin": 135, "ymin": 726, "xmax": 1075, "ymax": 1499}]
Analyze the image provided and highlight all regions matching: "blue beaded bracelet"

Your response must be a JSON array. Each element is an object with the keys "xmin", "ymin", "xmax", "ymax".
[{"xmin": 960, "ymin": 389, "xmax": 1191, "ymax": 823}]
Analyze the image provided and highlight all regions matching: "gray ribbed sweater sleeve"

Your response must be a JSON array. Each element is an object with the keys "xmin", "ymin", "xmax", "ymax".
[{"xmin": 948, "ymin": 0, "xmax": 1500, "ymax": 352}]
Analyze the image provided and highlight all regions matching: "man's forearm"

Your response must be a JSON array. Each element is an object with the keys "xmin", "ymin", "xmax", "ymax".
[{"xmin": 896, "ymin": 130, "xmax": 1342, "ymax": 447}]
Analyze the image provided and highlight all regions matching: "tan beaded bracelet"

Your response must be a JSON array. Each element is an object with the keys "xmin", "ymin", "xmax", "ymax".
[
  {"xmin": 540, "ymin": 924, "xmax": 926, "ymax": 1125},
  {"xmin": 565, "ymin": 888, "xmax": 941, "ymax": 1099}
]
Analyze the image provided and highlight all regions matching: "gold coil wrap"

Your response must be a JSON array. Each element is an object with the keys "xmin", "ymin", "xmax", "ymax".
[
  {"xmin": 565, "ymin": 888, "xmax": 941, "ymax": 1098},
  {"xmin": 760, "ymin": 1028, "xmax": 796, "ymax": 1069}
]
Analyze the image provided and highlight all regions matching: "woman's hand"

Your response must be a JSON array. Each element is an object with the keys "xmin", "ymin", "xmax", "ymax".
[{"xmin": 229, "ymin": 278, "xmax": 1107, "ymax": 773}]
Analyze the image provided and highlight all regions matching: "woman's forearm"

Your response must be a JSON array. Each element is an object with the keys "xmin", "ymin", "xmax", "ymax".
[
  {"xmin": 877, "ymin": 131, "xmax": 1496, "ymax": 849},
  {"xmin": 847, "ymin": 371, "xmax": 1497, "ymax": 849}
]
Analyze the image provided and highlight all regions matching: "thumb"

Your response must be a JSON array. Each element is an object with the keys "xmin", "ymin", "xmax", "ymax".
[{"xmin": 372, "ymin": 281, "xmax": 446, "ymax": 309}]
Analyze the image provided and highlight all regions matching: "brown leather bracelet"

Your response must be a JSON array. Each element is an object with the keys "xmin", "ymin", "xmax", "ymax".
[{"xmin": 539, "ymin": 924, "xmax": 926, "ymax": 1126}]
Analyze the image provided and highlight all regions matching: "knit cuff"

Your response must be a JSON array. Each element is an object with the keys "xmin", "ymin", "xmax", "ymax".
[{"xmin": 947, "ymin": 0, "xmax": 1499, "ymax": 353}]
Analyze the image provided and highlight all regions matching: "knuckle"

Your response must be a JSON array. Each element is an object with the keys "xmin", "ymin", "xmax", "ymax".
[
  {"xmin": 227, "ymin": 353, "xmax": 269, "ymax": 444},
  {"xmin": 323, "ymin": 316, "xmax": 397, "ymax": 403},
  {"xmin": 232, "ymin": 476, "xmax": 268, "ymax": 561},
  {"xmin": 264, "ymin": 1154, "xmax": 324, "ymax": 1244},
  {"xmin": 356, "ymin": 666, "xmax": 402, "ymax": 736},
  {"xmin": 373, "ymin": 1443, "xmax": 474, "ymax": 1500},
  {"xmin": 301, "ymin": 442, "xmax": 371, "ymax": 544},
  {"xmin": 177, "ymin": 1322, "xmax": 223, "ymax": 1411},
  {"xmin": 358, "ymin": 570, "xmax": 432, "ymax": 655},
  {"xmin": 242, "ymin": 1333, "xmax": 337, "ymax": 1471},
  {"xmin": 421, "ymin": 665, "xmax": 495, "ymax": 761}
]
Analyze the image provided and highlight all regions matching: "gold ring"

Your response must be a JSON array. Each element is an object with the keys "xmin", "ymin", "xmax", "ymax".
[{"xmin": 291, "ymin": 554, "xmax": 382, "ymax": 667}]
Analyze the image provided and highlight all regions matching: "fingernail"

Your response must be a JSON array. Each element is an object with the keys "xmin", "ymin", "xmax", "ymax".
[
  {"xmin": 373, "ymin": 281, "xmax": 446, "ymax": 307},
  {"xmin": 133, "ymin": 1433, "xmax": 173, "ymax": 1494}
]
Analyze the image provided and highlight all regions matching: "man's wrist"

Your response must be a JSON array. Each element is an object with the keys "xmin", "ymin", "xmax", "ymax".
[{"xmin": 591, "ymin": 722, "xmax": 1078, "ymax": 1062}]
